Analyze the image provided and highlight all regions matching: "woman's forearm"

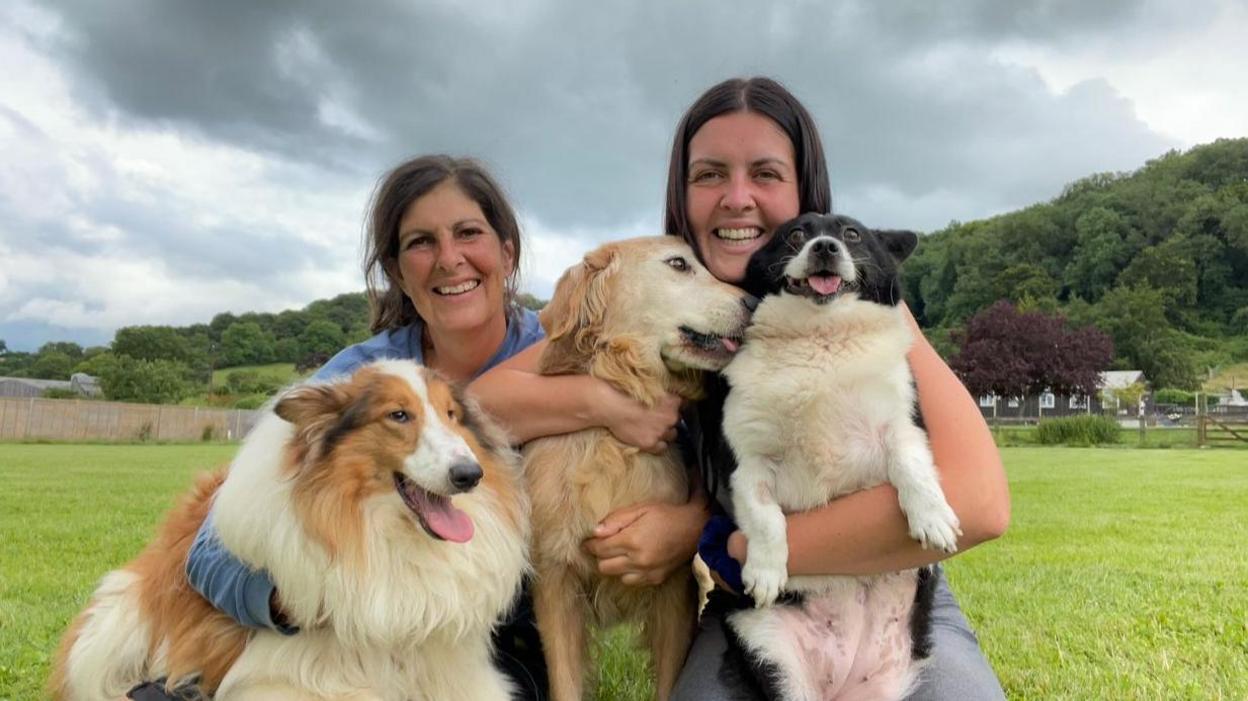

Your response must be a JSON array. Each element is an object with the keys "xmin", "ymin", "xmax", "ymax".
[
  {"xmin": 737, "ymin": 305, "xmax": 1010, "ymax": 576},
  {"xmin": 467, "ymin": 341, "xmax": 604, "ymax": 444}
]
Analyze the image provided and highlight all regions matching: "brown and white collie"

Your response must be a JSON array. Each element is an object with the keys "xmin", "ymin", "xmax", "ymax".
[{"xmin": 49, "ymin": 360, "xmax": 529, "ymax": 701}]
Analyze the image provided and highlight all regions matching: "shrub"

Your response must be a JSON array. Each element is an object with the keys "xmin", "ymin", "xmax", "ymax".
[
  {"xmin": 233, "ymin": 394, "xmax": 269, "ymax": 410},
  {"xmin": 201, "ymin": 425, "xmax": 217, "ymax": 442},
  {"xmin": 1036, "ymin": 415, "xmax": 1122, "ymax": 446},
  {"xmin": 1154, "ymin": 388, "xmax": 1195, "ymax": 405}
]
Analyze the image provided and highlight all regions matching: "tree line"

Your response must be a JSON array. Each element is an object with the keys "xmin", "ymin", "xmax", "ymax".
[
  {"xmin": 908, "ymin": 138, "xmax": 1248, "ymax": 390},
  {"xmin": 4, "ymin": 139, "xmax": 1246, "ymax": 401}
]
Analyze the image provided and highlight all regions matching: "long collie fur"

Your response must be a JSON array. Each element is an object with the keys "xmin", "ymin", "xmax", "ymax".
[
  {"xmin": 50, "ymin": 360, "xmax": 529, "ymax": 701},
  {"xmin": 523, "ymin": 237, "xmax": 752, "ymax": 701},
  {"xmin": 720, "ymin": 214, "xmax": 961, "ymax": 701}
]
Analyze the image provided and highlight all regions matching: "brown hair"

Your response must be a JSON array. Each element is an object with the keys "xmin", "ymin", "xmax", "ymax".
[
  {"xmin": 363, "ymin": 155, "xmax": 522, "ymax": 334},
  {"xmin": 664, "ymin": 77, "xmax": 832, "ymax": 255}
]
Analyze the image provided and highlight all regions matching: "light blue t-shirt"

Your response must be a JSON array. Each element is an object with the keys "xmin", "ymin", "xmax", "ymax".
[{"xmin": 186, "ymin": 308, "xmax": 543, "ymax": 631}]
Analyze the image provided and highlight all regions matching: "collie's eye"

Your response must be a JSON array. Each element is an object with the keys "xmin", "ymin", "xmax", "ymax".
[
  {"xmin": 787, "ymin": 228, "xmax": 805, "ymax": 246},
  {"xmin": 447, "ymin": 407, "xmax": 458, "ymax": 422},
  {"xmin": 388, "ymin": 410, "xmax": 410, "ymax": 423},
  {"xmin": 665, "ymin": 256, "xmax": 690, "ymax": 272},
  {"xmin": 843, "ymin": 227, "xmax": 861, "ymax": 242}
]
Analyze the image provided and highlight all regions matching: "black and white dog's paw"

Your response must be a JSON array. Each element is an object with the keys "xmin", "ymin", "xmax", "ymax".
[
  {"xmin": 903, "ymin": 494, "xmax": 962, "ymax": 554},
  {"xmin": 742, "ymin": 552, "xmax": 788, "ymax": 608}
]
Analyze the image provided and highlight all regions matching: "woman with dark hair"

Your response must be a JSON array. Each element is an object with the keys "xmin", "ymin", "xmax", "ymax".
[
  {"xmin": 485, "ymin": 77, "xmax": 1009, "ymax": 699},
  {"xmin": 180, "ymin": 154, "xmax": 682, "ymax": 701},
  {"xmin": 662, "ymin": 77, "xmax": 1010, "ymax": 700}
]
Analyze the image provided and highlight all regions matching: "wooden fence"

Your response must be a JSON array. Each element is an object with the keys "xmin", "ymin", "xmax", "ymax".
[{"xmin": 0, "ymin": 397, "xmax": 259, "ymax": 442}]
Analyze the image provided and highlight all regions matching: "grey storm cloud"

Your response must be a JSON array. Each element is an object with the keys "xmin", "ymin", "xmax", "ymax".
[{"xmin": 41, "ymin": 0, "xmax": 1197, "ymax": 234}]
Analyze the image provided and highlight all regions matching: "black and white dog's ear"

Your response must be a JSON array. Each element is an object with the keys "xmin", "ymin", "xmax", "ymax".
[{"xmin": 879, "ymin": 230, "xmax": 919, "ymax": 263}]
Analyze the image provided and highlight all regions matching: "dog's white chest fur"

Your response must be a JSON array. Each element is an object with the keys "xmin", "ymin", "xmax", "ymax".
[{"xmin": 724, "ymin": 295, "xmax": 916, "ymax": 510}]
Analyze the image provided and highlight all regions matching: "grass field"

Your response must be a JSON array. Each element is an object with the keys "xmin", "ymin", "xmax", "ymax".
[{"xmin": 2, "ymin": 445, "xmax": 1245, "ymax": 700}]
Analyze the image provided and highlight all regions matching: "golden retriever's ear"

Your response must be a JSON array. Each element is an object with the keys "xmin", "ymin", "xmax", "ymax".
[{"xmin": 538, "ymin": 245, "xmax": 619, "ymax": 371}]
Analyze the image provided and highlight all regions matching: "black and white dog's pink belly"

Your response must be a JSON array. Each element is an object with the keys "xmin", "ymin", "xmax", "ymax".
[{"xmin": 724, "ymin": 569, "xmax": 936, "ymax": 701}]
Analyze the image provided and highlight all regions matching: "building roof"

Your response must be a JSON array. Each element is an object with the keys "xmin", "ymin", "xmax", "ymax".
[
  {"xmin": 0, "ymin": 376, "xmax": 72, "ymax": 390},
  {"xmin": 1100, "ymin": 370, "xmax": 1145, "ymax": 390}
]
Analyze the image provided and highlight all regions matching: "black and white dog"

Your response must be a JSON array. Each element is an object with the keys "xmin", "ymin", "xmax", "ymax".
[{"xmin": 718, "ymin": 213, "xmax": 961, "ymax": 700}]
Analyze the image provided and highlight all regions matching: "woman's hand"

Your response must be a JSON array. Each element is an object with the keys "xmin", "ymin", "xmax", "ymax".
[
  {"xmin": 591, "ymin": 380, "xmax": 681, "ymax": 454},
  {"xmin": 583, "ymin": 499, "xmax": 709, "ymax": 586}
]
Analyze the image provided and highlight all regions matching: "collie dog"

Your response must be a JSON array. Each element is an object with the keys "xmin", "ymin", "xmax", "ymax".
[
  {"xmin": 50, "ymin": 360, "xmax": 529, "ymax": 701},
  {"xmin": 720, "ymin": 214, "xmax": 961, "ymax": 700},
  {"xmin": 524, "ymin": 237, "xmax": 753, "ymax": 701}
]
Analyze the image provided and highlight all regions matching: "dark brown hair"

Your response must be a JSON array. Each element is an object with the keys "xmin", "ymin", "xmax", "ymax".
[
  {"xmin": 664, "ymin": 77, "xmax": 831, "ymax": 253},
  {"xmin": 363, "ymin": 155, "xmax": 522, "ymax": 334}
]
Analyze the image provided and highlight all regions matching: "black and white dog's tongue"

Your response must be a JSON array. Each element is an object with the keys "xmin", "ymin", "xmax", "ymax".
[{"xmin": 808, "ymin": 274, "xmax": 842, "ymax": 296}]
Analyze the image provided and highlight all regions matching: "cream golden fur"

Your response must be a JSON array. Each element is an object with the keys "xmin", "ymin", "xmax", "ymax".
[
  {"xmin": 523, "ymin": 237, "xmax": 752, "ymax": 701},
  {"xmin": 50, "ymin": 361, "xmax": 529, "ymax": 701}
]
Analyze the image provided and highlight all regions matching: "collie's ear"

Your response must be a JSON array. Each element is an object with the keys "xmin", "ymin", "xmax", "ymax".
[
  {"xmin": 274, "ymin": 383, "xmax": 348, "ymax": 427},
  {"xmin": 879, "ymin": 229, "xmax": 919, "ymax": 263},
  {"xmin": 539, "ymin": 245, "xmax": 619, "ymax": 357}
]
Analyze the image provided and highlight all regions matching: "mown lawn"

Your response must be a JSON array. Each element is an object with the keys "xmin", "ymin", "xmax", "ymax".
[{"xmin": 2, "ymin": 445, "xmax": 1244, "ymax": 700}]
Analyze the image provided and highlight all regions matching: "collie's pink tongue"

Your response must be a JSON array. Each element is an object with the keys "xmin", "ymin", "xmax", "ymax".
[
  {"xmin": 399, "ymin": 474, "xmax": 475, "ymax": 543},
  {"xmin": 809, "ymin": 274, "xmax": 841, "ymax": 295},
  {"xmin": 423, "ymin": 499, "xmax": 474, "ymax": 543},
  {"xmin": 722, "ymin": 337, "xmax": 740, "ymax": 353}
]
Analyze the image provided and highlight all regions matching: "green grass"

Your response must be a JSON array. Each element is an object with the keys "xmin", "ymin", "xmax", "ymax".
[
  {"xmin": 209, "ymin": 363, "xmax": 302, "ymax": 387},
  {"xmin": 3, "ymin": 446, "xmax": 1245, "ymax": 700}
]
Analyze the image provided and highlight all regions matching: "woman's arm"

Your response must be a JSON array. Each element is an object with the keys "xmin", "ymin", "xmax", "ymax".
[
  {"xmin": 729, "ymin": 303, "xmax": 1010, "ymax": 576},
  {"xmin": 468, "ymin": 339, "xmax": 681, "ymax": 451}
]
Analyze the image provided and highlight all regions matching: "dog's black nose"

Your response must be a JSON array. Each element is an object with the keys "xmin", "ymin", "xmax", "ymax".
[
  {"xmin": 811, "ymin": 237, "xmax": 838, "ymax": 257},
  {"xmin": 741, "ymin": 294, "xmax": 760, "ymax": 313},
  {"xmin": 449, "ymin": 461, "xmax": 483, "ymax": 491}
]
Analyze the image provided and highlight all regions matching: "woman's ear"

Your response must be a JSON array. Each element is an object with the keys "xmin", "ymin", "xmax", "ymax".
[{"xmin": 501, "ymin": 239, "xmax": 516, "ymax": 275}]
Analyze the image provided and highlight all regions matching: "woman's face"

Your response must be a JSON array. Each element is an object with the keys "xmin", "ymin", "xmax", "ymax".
[
  {"xmin": 685, "ymin": 110, "xmax": 801, "ymax": 284},
  {"xmin": 393, "ymin": 180, "xmax": 515, "ymax": 337}
]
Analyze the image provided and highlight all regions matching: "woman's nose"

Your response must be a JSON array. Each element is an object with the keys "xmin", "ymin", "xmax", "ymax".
[
  {"xmin": 719, "ymin": 174, "xmax": 756, "ymax": 211},
  {"xmin": 435, "ymin": 238, "xmax": 465, "ymax": 271}
]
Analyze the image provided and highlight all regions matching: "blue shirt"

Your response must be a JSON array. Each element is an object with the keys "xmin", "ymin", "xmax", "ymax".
[{"xmin": 186, "ymin": 308, "xmax": 543, "ymax": 631}]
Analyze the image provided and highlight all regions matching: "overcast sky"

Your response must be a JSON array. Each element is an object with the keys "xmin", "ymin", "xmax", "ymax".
[{"xmin": 2, "ymin": 0, "xmax": 1246, "ymax": 351}]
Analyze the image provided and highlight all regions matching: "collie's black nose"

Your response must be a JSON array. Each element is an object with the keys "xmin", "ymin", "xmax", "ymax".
[
  {"xmin": 742, "ymin": 294, "xmax": 760, "ymax": 313},
  {"xmin": 449, "ymin": 461, "xmax": 483, "ymax": 491}
]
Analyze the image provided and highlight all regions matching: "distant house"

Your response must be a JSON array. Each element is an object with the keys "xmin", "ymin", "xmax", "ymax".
[
  {"xmin": 0, "ymin": 373, "xmax": 102, "ymax": 399},
  {"xmin": 975, "ymin": 370, "xmax": 1149, "ymax": 421}
]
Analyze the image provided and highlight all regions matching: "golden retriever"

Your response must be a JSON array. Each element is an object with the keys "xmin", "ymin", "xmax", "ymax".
[{"xmin": 523, "ymin": 236, "xmax": 752, "ymax": 701}]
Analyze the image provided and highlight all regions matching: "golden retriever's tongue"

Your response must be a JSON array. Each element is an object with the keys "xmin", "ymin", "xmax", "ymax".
[{"xmin": 809, "ymin": 274, "xmax": 841, "ymax": 295}]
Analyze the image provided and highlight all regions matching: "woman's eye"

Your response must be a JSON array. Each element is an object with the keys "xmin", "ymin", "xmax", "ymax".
[
  {"xmin": 389, "ymin": 410, "xmax": 410, "ymax": 423},
  {"xmin": 755, "ymin": 170, "xmax": 780, "ymax": 181},
  {"xmin": 843, "ymin": 227, "xmax": 861, "ymax": 242},
  {"xmin": 665, "ymin": 256, "xmax": 690, "ymax": 272},
  {"xmin": 404, "ymin": 236, "xmax": 433, "ymax": 250},
  {"xmin": 690, "ymin": 170, "xmax": 722, "ymax": 184},
  {"xmin": 457, "ymin": 227, "xmax": 483, "ymax": 239}
]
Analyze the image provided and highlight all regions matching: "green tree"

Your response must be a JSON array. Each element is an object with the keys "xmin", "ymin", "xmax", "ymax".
[
  {"xmin": 1092, "ymin": 285, "xmax": 1198, "ymax": 389},
  {"xmin": 113, "ymin": 326, "xmax": 194, "ymax": 364},
  {"xmin": 1063, "ymin": 207, "xmax": 1132, "ymax": 302},
  {"xmin": 299, "ymin": 320, "xmax": 346, "ymax": 358},
  {"xmin": 99, "ymin": 357, "xmax": 194, "ymax": 404},
  {"xmin": 29, "ymin": 351, "xmax": 75, "ymax": 380},
  {"xmin": 220, "ymin": 322, "xmax": 276, "ymax": 367}
]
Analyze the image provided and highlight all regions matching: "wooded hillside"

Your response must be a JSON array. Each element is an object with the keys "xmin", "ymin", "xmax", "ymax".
[{"xmin": 904, "ymin": 138, "xmax": 1248, "ymax": 389}]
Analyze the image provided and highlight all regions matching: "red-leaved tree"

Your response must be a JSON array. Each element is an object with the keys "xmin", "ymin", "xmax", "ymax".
[{"xmin": 950, "ymin": 301, "xmax": 1113, "ymax": 408}]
